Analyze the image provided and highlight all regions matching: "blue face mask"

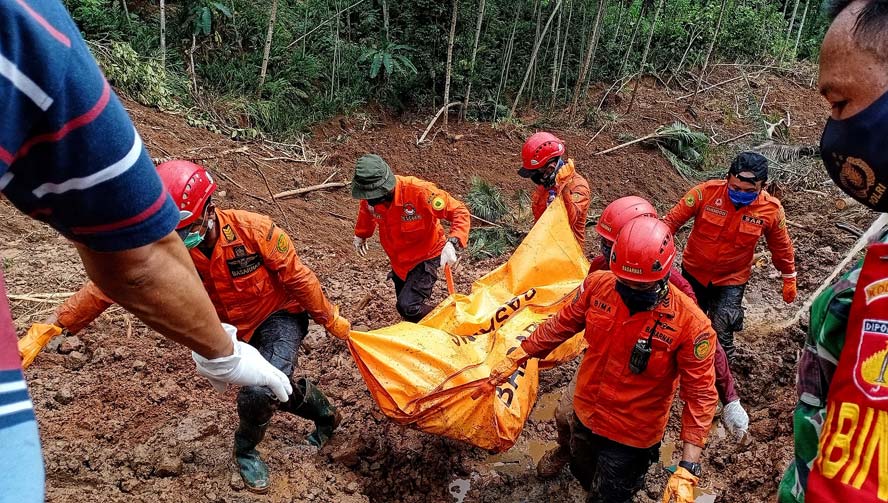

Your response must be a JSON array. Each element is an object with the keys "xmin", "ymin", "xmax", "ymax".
[
  {"xmin": 820, "ymin": 89, "xmax": 888, "ymax": 211},
  {"xmin": 728, "ymin": 188, "xmax": 758, "ymax": 207}
]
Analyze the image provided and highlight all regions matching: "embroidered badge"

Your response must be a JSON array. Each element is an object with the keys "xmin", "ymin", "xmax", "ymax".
[
  {"xmin": 222, "ymin": 224, "xmax": 236, "ymax": 242},
  {"xmin": 854, "ymin": 319, "xmax": 888, "ymax": 399},
  {"xmin": 693, "ymin": 333, "xmax": 712, "ymax": 360},
  {"xmin": 276, "ymin": 234, "xmax": 289, "ymax": 253}
]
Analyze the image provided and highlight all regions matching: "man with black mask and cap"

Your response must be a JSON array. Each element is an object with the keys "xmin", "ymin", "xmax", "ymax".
[
  {"xmin": 517, "ymin": 132, "xmax": 591, "ymax": 249},
  {"xmin": 480, "ymin": 217, "xmax": 718, "ymax": 503},
  {"xmin": 779, "ymin": 1, "xmax": 888, "ymax": 502},
  {"xmin": 663, "ymin": 152, "xmax": 797, "ymax": 363}
]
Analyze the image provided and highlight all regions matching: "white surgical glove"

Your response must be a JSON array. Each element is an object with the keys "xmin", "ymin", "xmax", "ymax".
[
  {"xmin": 353, "ymin": 236, "xmax": 369, "ymax": 257},
  {"xmin": 192, "ymin": 323, "xmax": 293, "ymax": 402},
  {"xmin": 722, "ymin": 400, "xmax": 749, "ymax": 439},
  {"xmin": 440, "ymin": 240, "xmax": 459, "ymax": 268}
]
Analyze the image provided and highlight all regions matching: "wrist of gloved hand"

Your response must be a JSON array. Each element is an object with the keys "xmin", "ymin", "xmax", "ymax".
[
  {"xmin": 661, "ymin": 467, "xmax": 698, "ymax": 503},
  {"xmin": 192, "ymin": 323, "xmax": 293, "ymax": 402},
  {"xmin": 324, "ymin": 306, "xmax": 351, "ymax": 340},
  {"xmin": 353, "ymin": 236, "xmax": 368, "ymax": 257},
  {"xmin": 721, "ymin": 399, "xmax": 749, "ymax": 438},
  {"xmin": 440, "ymin": 240, "xmax": 459, "ymax": 267},
  {"xmin": 488, "ymin": 346, "xmax": 530, "ymax": 386},
  {"xmin": 782, "ymin": 272, "xmax": 797, "ymax": 303}
]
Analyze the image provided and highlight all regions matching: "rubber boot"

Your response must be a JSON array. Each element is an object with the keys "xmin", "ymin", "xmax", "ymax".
[
  {"xmin": 233, "ymin": 420, "xmax": 271, "ymax": 494},
  {"xmin": 283, "ymin": 378, "xmax": 342, "ymax": 447},
  {"xmin": 536, "ymin": 444, "xmax": 570, "ymax": 479}
]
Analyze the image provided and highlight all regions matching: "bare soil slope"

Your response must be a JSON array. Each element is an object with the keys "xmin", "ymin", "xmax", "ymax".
[{"xmin": 5, "ymin": 67, "xmax": 876, "ymax": 502}]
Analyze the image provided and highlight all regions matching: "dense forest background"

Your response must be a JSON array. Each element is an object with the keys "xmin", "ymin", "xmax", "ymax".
[{"xmin": 66, "ymin": 0, "xmax": 828, "ymax": 138}]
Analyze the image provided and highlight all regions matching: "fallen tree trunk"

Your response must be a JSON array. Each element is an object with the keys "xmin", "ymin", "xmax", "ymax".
[
  {"xmin": 835, "ymin": 197, "xmax": 856, "ymax": 210},
  {"xmin": 273, "ymin": 182, "xmax": 348, "ymax": 199}
]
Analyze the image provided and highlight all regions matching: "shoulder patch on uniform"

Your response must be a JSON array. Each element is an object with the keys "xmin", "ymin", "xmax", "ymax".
[
  {"xmin": 431, "ymin": 196, "xmax": 446, "ymax": 211},
  {"xmin": 222, "ymin": 224, "xmax": 236, "ymax": 242},
  {"xmin": 684, "ymin": 194, "xmax": 695, "ymax": 207},
  {"xmin": 276, "ymin": 233, "xmax": 289, "ymax": 253},
  {"xmin": 265, "ymin": 224, "xmax": 276, "ymax": 241},
  {"xmin": 693, "ymin": 333, "xmax": 712, "ymax": 360}
]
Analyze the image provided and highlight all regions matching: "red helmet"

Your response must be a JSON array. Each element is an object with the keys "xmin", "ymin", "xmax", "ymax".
[
  {"xmin": 518, "ymin": 132, "xmax": 565, "ymax": 175},
  {"xmin": 610, "ymin": 217, "xmax": 675, "ymax": 283},
  {"xmin": 596, "ymin": 196, "xmax": 658, "ymax": 242},
  {"xmin": 157, "ymin": 160, "xmax": 217, "ymax": 229}
]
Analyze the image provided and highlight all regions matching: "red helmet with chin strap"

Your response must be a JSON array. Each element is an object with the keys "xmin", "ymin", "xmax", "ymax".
[
  {"xmin": 596, "ymin": 196, "xmax": 658, "ymax": 242},
  {"xmin": 519, "ymin": 132, "xmax": 565, "ymax": 176},
  {"xmin": 157, "ymin": 160, "xmax": 217, "ymax": 229},
  {"xmin": 610, "ymin": 217, "xmax": 675, "ymax": 283}
]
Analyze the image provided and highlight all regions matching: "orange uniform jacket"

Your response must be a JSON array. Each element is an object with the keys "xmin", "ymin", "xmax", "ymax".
[
  {"xmin": 354, "ymin": 176, "xmax": 470, "ymax": 280},
  {"xmin": 56, "ymin": 209, "xmax": 336, "ymax": 342},
  {"xmin": 663, "ymin": 180, "xmax": 795, "ymax": 286},
  {"xmin": 521, "ymin": 271, "xmax": 718, "ymax": 448},
  {"xmin": 531, "ymin": 159, "xmax": 590, "ymax": 248}
]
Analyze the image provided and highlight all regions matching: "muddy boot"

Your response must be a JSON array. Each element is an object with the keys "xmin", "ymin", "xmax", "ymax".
[
  {"xmin": 283, "ymin": 378, "xmax": 342, "ymax": 447},
  {"xmin": 233, "ymin": 420, "xmax": 271, "ymax": 494},
  {"xmin": 536, "ymin": 444, "xmax": 570, "ymax": 479}
]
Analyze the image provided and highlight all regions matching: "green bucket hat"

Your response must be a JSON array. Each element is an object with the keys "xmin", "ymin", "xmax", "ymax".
[{"xmin": 351, "ymin": 154, "xmax": 396, "ymax": 200}]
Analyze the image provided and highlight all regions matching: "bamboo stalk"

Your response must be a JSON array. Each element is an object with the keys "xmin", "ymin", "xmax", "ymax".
[
  {"xmin": 510, "ymin": 0, "xmax": 562, "ymax": 117},
  {"xmin": 442, "ymin": 0, "xmax": 459, "ymax": 126}
]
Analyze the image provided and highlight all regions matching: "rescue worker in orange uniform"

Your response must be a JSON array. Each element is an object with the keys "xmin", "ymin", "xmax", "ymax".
[
  {"xmin": 482, "ymin": 217, "xmax": 718, "ymax": 503},
  {"xmin": 47, "ymin": 161, "xmax": 351, "ymax": 494},
  {"xmin": 518, "ymin": 132, "xmax": 591, "ymax": 248},
  {"xmin": 536, "ymin": 196, "xmax": 747, "ymax": 480},
  {"xmin": 664, "ymin": 152, "xmax": 797, "ymax": 362},
  {"xmin": 351, "ymin": 154, "xmax": 471, "ymax": 322}
]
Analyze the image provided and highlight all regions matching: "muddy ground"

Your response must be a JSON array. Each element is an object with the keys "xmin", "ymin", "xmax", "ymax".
[{"xmin": 4, "ymin": 66, "xmax": 878, "ymax": 502}]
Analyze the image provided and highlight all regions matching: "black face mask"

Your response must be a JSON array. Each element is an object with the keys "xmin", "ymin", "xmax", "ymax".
[
  {"xmin": 366, "ymin": 192, "xmax": 394, "ymax": 207},
  {"xmin": 820, "ymin": 89, "xmax": 888, "ymax": 211},
  {"xmin": 529, "ymin": 159, "xmax": 563, "ymax": 188},
  {"xmin": 615, "ymin": 278, "xmax": 668, "ymax": 313}
]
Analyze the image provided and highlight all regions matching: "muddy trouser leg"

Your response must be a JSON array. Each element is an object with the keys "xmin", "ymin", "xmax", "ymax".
[
  {"xmin": 714, "ymin": 339, "xmax": 740, "ymax": 404},
  {"xmin": 553, "ymin": 368, "xmax": 579, "ymax": 456},
  {"xmin": 681, "ymin": 268, "xmax": 713, "ymax": 314},
  {"xmin": 233, "ymin": 311, "xmax": 307, "ymax": 491},
  {"xmin": 392, "ymin": 257, "xmax": 440, "ymax": 322},
  {"xmin": 236, "ymin": 311, "xmax": 309, "ymax": 449},
  {"xmin": 568, "ymin": 413, "xmax": 657, "ymax": 503},
  {"xmin": 708, "ymin": 284, "xmax": 746, "ymax": 363}
]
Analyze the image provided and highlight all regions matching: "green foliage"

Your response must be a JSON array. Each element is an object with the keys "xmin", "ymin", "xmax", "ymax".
[
  {"xmin": 466, "ymin": 177, "xmax": 509, "ymax": 223},
  {"xmin": 359, "ymin": 43, "xmax": 418, "ymax": 79},
  {"xmin": 64, "ymin": 0, "xmax": 832, "ymax": 137},
  {"xmin": 90, "ymin": 41, "xmax": 185, "ymax": 109},
  {"xmin": 186, "ymin": 1, "xmax": 232, "ymax": 37},
  {"xmin": 643, "ymin": 122, "xmax": 714, "ymax": 180},
  {"xmin": 465, "ymin": 177, "xmax": 524, "ymax": 259}
]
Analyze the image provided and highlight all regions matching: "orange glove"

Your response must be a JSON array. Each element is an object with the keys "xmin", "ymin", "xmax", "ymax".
[
  {"xmin": 18, "ymin": 323, "xmax": 63, "ymax": 369},
  {"xmin": 324, "ymin": 306, "xmax": 351, "ymax": 340},
  {"xmin": 782, "ymin": 273, "xmax": 797, "ymax": 303},
  {"xmin": 661, "ymin": 467, "xmax": 698, "ymax": 503},
  {"xmin": 471, "ymin": 346, "xmax": 529, "ymax": 399}
]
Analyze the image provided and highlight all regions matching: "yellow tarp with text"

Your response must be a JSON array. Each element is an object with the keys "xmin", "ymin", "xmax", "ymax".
[{"xmin": 347, "ymin": 197, "xmax": 589, "ymax": 452}]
